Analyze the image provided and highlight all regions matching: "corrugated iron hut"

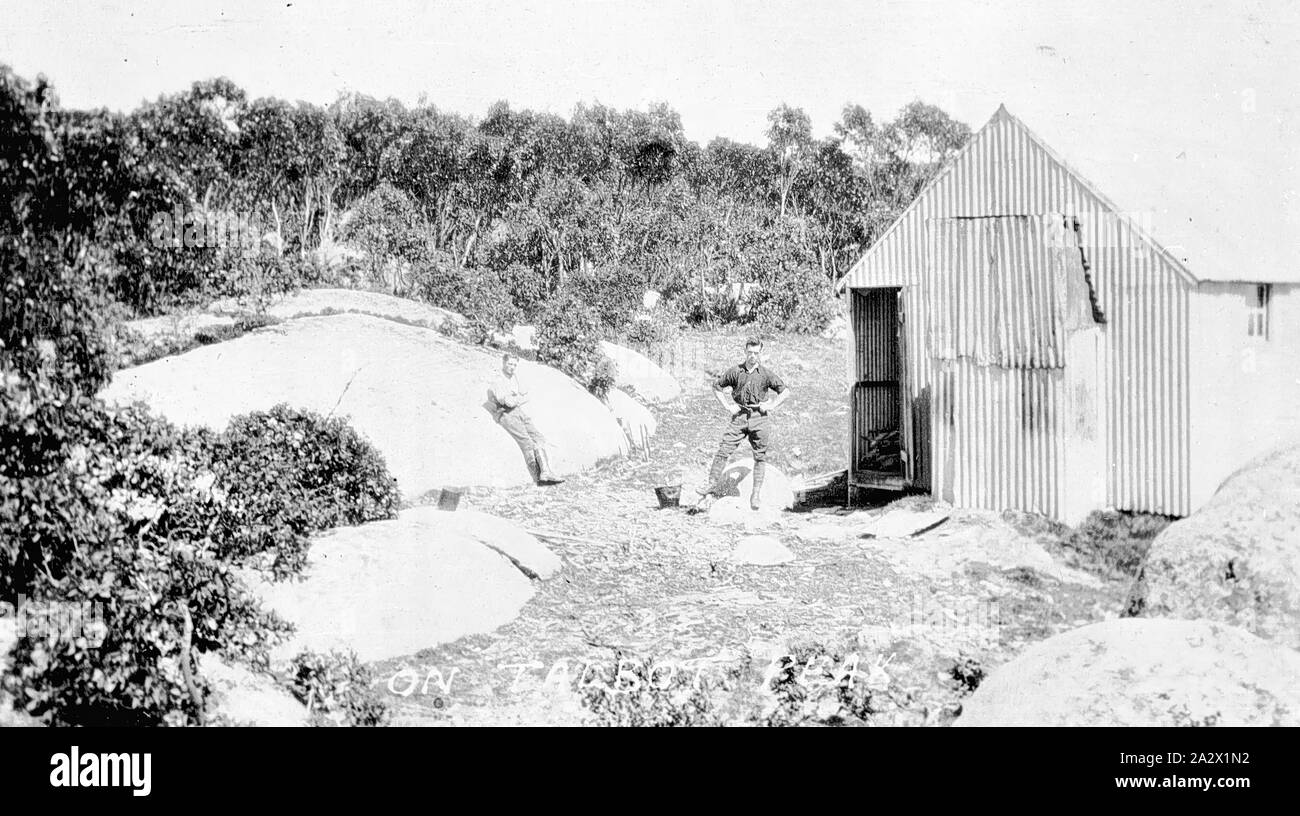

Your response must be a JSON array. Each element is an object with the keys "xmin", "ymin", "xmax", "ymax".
[{"xmin": 837, "ymin": 105, "xmax": 1300, "ymax": 523}]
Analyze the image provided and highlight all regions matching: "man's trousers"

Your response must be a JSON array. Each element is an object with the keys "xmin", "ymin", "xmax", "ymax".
[{"xmin": 707, "ymin": 409, "xmax": 770, "ymax": 495}]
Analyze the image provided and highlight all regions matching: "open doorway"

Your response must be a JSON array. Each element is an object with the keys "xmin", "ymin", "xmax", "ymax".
[{"xmin": 851, "ymin": 287, "xmax": 906, "ymax": 491}]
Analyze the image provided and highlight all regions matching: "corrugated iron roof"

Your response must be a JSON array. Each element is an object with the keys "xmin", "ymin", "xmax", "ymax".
[{"xmin": 840, "ymin": 104, "xmax": 1300, "ymax": 287}]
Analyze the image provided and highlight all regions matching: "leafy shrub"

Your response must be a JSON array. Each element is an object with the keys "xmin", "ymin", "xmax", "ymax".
[
  {"xmin": 204, "ymin": 404, "xmax": 401, "ymax": 577},
  {"xmin": 746, "ymin": 263, "xmax": 835, "ymax": 334},
  {"xmin": 561, "ymin": 264, "xmax": 645, "ymax": 336},
  {"xmin": 1061, "ymin": 510, "xmax": 1173, "ymax": 580},
  {"xmin": 1, "ymin": 201, "xmax": 115, "ymax": 404},
  {"xmin": 496, "ymin": 261, "xmax": 549, "ymax": 319},
  {"xmin": 535, "ymin": 290, "xmax": 603, "ymax": 387},
  {"xmin": 288, "ymin": 649, "xmax": 389, "ymax": 727},
  {"xmin": 950, "ymin": 653, "xmax": 986, "ymax": 695},
  {"xmin": 341, "ymin": 183, "xmax": 429, "ymax": 296},
  {"xmin": 623, "ymin": 305, "xmax": 682, "ymax": 351},
  {"xmin": 760, "ymin": 642, "xmax": 877, "ymax": 727},
  {"xmin": 461, "ymin": 270, "xmax": 525, "ymax": 345},
  {"xmin": 0, "ymin": 390, "xmax": 400, "ymax": 724},
  {"xmin": 209, "ymin": 251, "xmax": 318, "ymax": 315},
  {"xmin": 408, "ymin": 248, "xmax": 464, "ymax": 308},
  {"xmin": 674, "ymin": 286, "xmax": 744, "ymax": 327},
  {"xmin": 417, "ymin": 263, "xmax": 522, "ymax": 345},
  {"xmin": 579, "ymin": 654, "xmax": 721, "ymax": 727},
  {"xmin": 0, "ymin": 400, "xmax": 293, "ymax": 726},
  {"xmin": 589, "ymin": 356, "xmax": 618, "ymax": 401}
]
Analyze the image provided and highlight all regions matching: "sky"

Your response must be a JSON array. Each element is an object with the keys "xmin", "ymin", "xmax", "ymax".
[
  {"xmin": 3, "ymin": 0, "xmax": 1299, "ymax": 277},
  {"xmin": 1, "ymin": 0, "xmax": 1294, "ymax": 145}
]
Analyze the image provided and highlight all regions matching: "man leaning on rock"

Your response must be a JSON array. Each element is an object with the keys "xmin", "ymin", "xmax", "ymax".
[{"xmin": 489, "ymin": 353, "xmax": 565, "ymax": 485}]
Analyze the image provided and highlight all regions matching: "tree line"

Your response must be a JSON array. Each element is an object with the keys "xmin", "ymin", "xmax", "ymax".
[{"xmin": 2, "ymin": 64, "xmax": 970, "ymax": 333}]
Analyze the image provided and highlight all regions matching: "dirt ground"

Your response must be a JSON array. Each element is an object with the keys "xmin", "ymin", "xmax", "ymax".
[{"xmin": 371, "ymin": 328, "xmax": 1132, "ymax": 726}]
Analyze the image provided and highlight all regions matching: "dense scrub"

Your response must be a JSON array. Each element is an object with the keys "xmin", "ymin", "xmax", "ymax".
[
  {"xmin": 1, "ymin": 66, "xmax": 399, "ymax": 724},
  {"xmin": 1, "ymin": 63, "xmax": 968, "ymax": 333},
  {"xmin": 0, "ymin": 395, "xmax": 401, "ymax": 725}
]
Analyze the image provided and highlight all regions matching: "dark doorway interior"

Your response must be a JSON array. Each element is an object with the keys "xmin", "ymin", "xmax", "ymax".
[{"xmin": 852, "ymin": 288, "xmax": 905, "ymax": 490}]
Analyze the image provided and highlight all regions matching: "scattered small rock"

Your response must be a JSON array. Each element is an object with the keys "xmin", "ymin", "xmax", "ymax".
[
  {"xmin": 730, "ymin": 535, "xmax": 795, "ymax": 566},
  {"xmin": 707, "ymin": 496, "xmax": 783, "ymax": 528}
]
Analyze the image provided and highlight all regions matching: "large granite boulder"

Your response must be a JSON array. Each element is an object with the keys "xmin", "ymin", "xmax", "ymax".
[{"xmin": 956, "ymin": 618, "xmax": 1300, "ymax": 727}]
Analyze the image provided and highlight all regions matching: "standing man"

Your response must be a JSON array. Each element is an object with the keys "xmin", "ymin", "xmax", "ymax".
[
  {"xmin": 489, "ymin": 353, "xmax": 565, "ymax": 485},
  {"xmin": 698, "ymin": 336, "xmax": 791, "ymax": 510}
]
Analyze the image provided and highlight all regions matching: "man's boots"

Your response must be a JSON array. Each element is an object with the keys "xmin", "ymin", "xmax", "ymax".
[
  {"xmin": 535, "ymin": 448, "xmax": 565, "ymax": 485},
  {"xmin": 750, "ymin": 460, "xmax": 766, "ymax": 510},
  {"xmin": 525, "ymin": 450, "xmax": 543, "ymax": 484},
  {"xmin": 693, "ymin": 452, "xmax": 730, "ymax": 510}
]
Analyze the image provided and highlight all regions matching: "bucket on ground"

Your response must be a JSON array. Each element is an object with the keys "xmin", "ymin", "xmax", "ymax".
[
  {"xmin": 437, "ymin": 488, "xmax": 463, "ymax": 511},
  {"xmin": 654, "ymin": 484, "xmax": 682, "ymax": 509}
]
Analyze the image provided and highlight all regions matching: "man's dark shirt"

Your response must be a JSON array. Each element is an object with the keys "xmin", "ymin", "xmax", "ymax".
[{"xmin": 714, "ymin": 362, "xmax": 787, "ymax": 408}]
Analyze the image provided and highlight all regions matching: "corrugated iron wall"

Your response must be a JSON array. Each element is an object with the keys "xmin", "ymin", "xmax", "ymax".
[
  {"xmin": 851, "ymin": 289, "xmax": 903, "ymax": 478},
  {"xmin": 855, "ymin": 288, "xmax": 898, "ymax": 381},
  {"xmin": 929, "ymin": 215, "xmax": 1069, "ymax": 368},
  {"xmin": 842, "ymin": 107, "xmax": 1193, "ymax": 516},
  {"xmin": 933, "ymin": 360, "xmax": 1065, "ymax": 518}
]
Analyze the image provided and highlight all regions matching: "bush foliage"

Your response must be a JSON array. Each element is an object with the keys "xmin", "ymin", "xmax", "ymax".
[
  {"xmin": 535, "ymin": 290, "xmax": 615, "ymax": 397},
  {"xmin": 206, "ymin": 404, "xmax": 401, "ymax": 578},
  {"xmin": 579, "ymin": 654, "xmax": 722, "ymax": 727},
  {"xmin": 0, "ymin": 400, "xmax": 293, "ymax": 725},
  {"xmin": 5, "ymin": 65, "xmax": 970, "ymax": 333},
  {"xmin": 288, "ymin": 649, "xmax": 389, "ymax": 727},
  {"xmin": 0, "ymin": 391, "xmax": 401, "ymax": 724},
  {"xmin": 1061, "ymin": 510, "xmax": 1173, "ymax": 580}
]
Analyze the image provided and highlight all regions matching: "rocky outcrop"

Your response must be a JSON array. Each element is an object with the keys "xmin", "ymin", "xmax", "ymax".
[
  {"xmin": 956, "ymin": 618, "xmax": 1300, "ymax": 727},
  {"xmin": 1126, "ymin": 441, "xmax": 1300, "ymax": 649},
  {"xmin": 103, "ymin": 312, "xmax": 629, "ymax": 498},
  {"xmin": 599, "ymin": 340, "xmax": 681, "ymax": 403}
]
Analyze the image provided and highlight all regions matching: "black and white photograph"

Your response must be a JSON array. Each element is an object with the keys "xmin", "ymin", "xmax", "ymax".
[{"xmin": 1, "ymin": 0, "xmax": 1297, "ymax": 761}]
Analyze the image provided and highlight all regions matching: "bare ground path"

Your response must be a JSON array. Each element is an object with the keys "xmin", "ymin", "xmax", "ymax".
[{"xmin": 370, "ymin": 330, "xmax": 1129, "ymax": 725}]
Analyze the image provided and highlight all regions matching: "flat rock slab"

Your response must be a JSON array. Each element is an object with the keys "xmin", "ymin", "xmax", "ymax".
[
  {"xmin": 859, "ymin": 508, "xmax": 950, "ymax": 539},
  {"xmin": 956, "ymin": 618, "xmax": 1300, "ymax": 727},
  {"xmin": 245, "ymin": 507, "xmax": 539, "ymax": 663},
  {"xmin": 435, "ymin": 508, "xmax": 563, "ymax": 580},
  {"xmin": 707, "ymin": 497, "xmax": 783, "ymax": 529},
  {"xmin": 731, "ymin": 535, "xmax": 795, "ymax": 566},
  {"xmin": 863, "ymin": 509, "xmax": 1099, "ymax": 586},
  {"xmin": 102, "ymin": 312, "xmax": 628, "ymax": 499}
]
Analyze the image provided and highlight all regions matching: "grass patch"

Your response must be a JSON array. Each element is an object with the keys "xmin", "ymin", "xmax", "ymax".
[
  {"xmin": 1055, "ymin": 510, "xmax": 1174, "ymax": 581},
  {"xmin": 115, "ymin": 313, "xmax": 282, "ymax": 369}
]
